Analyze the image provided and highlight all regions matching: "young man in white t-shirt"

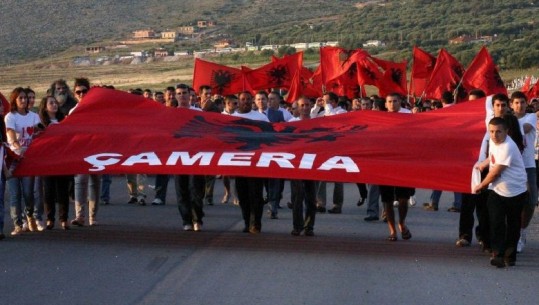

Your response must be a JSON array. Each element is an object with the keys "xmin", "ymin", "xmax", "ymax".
[
  {"xmin": 474, "ymin": 117, "xmax": 528, "ymax": 268},
  {"xmin": 510, "ymin": 91, "xmax": 537, "ymax": 253}
]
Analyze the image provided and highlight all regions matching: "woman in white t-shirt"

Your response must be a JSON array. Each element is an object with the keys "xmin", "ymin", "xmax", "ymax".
[{"xmin": 4, "ymin": 87, "xmax": 40, "ymax": 236}]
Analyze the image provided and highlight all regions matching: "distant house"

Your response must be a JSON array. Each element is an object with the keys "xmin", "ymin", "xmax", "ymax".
[
  {"xmin": 449, "ymin": 34, "xmax": 497, "ymax": 45},
  {"xmin": 161, "ymin": 31, "xmax": 178, "ymax": 41},
  {"xmin": 449, "ymin": 35, "xmax": 473, "ymax": 45},
  {"xmin": 178, "ymin": 26, "xmax": 196, "ymax": 34},
  {"xmin": 362, "ymin": 40, "xmax": 385, "ymax": 47},
  {"xmin": 197, "ymin": 20, "xmax": 216, "ymax": 28},
  {"xmin": 214, "ymin": 39, "xmax": 236, "ymax": 48},
  {"xmin": 154, "ymin": 48, "xmax": 168, "ymax": 57},
  {"xmin": 86, "ymin": 46, "xmax": 106, "ymax": 53},
  {"xmin": 133, "ymin": 30, "xmax": 156, "ymax": 39}
]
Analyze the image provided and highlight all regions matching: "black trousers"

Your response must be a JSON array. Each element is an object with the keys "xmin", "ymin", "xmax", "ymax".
[
  {"xmin": 291, "ymin": 179, "xmax": 316, "ymax": 231},
  {"xmin": 459, "ymin": 190, "xmax": 489, "ymax": 245},
  {"xmin": 43, "ymin": 175, "xmax": 71, "ymax": 223},
  {"xmin": 174, "ymin": 175, "xmax": 205, "ymax": 225},
  {"xmin": 235, "ymin": 177, "xmax": 265, "ymax": 230},
  {"xmin": 487, "ymin": 191, "xmax": 526, "ymax": 263}
]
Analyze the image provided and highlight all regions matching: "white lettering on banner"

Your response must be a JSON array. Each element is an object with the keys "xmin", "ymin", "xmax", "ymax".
[
  {"xmin": 318, "ymin": 156, "xmax": 360, "ymax": 172},
  {"xmin": 298, "ymin": 153, "xmax": 316, "ymax": 169},
  {"xmin": 217, "ymin": 152, "xmax": 255, "ymax": 166},
  {"xmin": 122, "ymin": 152, "xmax": 162, "ymax": 167},
  {"xmin": 256, "ymin": 153, "xmax": 295, "ymax": 168},
  {"xmin": 166, "ymin": 152, "xmax": 214, "ymax": 165},
  {"xmin": 85, "ymin": 153, "xmax": 123, "ymax": 171},
  {"xmin": 83, "ymin": 151, "xmax": 361, "ymax": 173}
]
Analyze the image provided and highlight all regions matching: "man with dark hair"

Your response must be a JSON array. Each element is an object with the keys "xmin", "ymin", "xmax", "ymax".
[
  {"xmin": 474, "ymin": 117, "xmax": 528, "ymax": 267},
  {"xmin": 173, "ymin": 84, "xmax": 205, "ymax": 231},
  {"xmin": 164, "ymin": 86, "xmax": 177, "ymax": 108},
  {"xmin": 510, "ymin": 91, "xmax": 537, "ymax": 253},
  {"xmin": 380, "ymin": 93, "xmax": 414, "ymax": 241},
  {"xmin": 232, "ymin": 91, "xmax": 269, "ymax": 233},
  {"xmin": 316, "ymin": 92, "xmax": 346, "ymax": 214}
]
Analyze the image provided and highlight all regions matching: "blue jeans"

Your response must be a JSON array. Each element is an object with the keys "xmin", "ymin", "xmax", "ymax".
[
  {"xmin": 8, "ymin": 176, "xmax": 35, "ymax": 227},
  {"xmin": 430, "ymin": 191, "xmax": 462, "ymax": 209},
  {"xmin": 154, "ymin": 175, "xmax": 169, "ymax": 202},
  {"xmin": 366, "ymin": 185, "xmax": 380, "ymax": 217},
  {"xmin": 100, "ymin": 174, "xmax": 112, "ymax": 202},
  {"xmin": 267, "ymin": 178, "xmax": 281, "ymax": 215},
  {"xmin": 33, "ymin": 176, "xmax": 43, "ymax": 221}
]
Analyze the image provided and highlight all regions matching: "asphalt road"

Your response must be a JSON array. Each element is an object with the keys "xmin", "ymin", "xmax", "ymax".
[{"xmin": 1, "ymin": 176, "xmax": 537, "ymax": 305}]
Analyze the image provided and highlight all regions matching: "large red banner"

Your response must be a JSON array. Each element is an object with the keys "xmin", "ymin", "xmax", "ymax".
[{"xmin": 15, "ymin": 88, "xmax": 486, "ymax": 193}]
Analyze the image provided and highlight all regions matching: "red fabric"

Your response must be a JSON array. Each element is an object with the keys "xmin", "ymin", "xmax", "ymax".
[
  {"xmin": 372, "ymin": 58, "xmax": 408, "ymax": 97},
  {"xmin": 423, "ymin": 49, "xmax": 465, "ymax": 100},
  {"xmin": 410, "ymin": 46, "xmax": 436, "ymax": 97},
  {"xmin": 285, "ymin": 66, "xmax": 324, "ymax": 102},
  {"xmin": 522, "ymin": 76, "xmax": 532, "ymax": 93},
  {"xmin": 193, "ymin": 58, "xmax": 245, "ymax": 95},
  {"xmin": 243, "ymin": 52, "xmax": 303, "ymax": 91},
  {"xmin": 526, "ymin": 80, "xmax": 539, "ymax": 100},
  {"xmin": 461, "ymin": 46, "xmax": 507, "ymax": 96},
  {"xmin": 319, "ymin": 46, "xmax": 368, "ymax": 84},
  {"xmin": 16, "ymin": 87, "xmax": 486, "ymax": 193}
]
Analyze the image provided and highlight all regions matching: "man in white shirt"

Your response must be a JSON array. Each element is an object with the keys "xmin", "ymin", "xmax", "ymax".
[
  {"xmin": 474, "ymin": 117, "xmax": 528, "ymax": 268},
  {"xmin": 510, "ymin": 91, "xmax": 537, "ymax": 253},
  {"xmin": 232, "ymin": 91, "xmax": 268, "ymax": 234}
]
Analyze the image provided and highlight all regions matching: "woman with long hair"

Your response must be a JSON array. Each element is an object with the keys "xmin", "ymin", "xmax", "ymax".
[
  {"xmin": 4, "ymin": 87, "xmax": 40, "ymax": 235},
  {"xmin": 38, "ymin": 95, "xmax": 70, "ymax": 230}
]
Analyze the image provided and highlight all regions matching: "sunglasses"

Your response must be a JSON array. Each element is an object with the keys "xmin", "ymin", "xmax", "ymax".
[{"xmin": 75, "ymin": 89, "xmax": 88, "ymax": 95}]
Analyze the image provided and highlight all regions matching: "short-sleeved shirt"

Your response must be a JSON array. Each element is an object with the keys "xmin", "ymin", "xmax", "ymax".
[
  {"xmin": 488, "ymin": 136, "xmax": 528, "ymax": 197},
  {"xmin": 4, "ymin": 111, "xmax": 40, "ymax": 155}
]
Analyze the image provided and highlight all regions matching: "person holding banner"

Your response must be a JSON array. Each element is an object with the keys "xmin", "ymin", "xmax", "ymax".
[
  {"xmin": 232, "ymin": 91, "xmax": 269, "ymax": 234},
  {"xmin": 380, "ymin": 93, "xmax": 414, "ymax": 241},
  {"xmin": 473, "ymin": 117, "xmax": 527, "ymax": 267}
]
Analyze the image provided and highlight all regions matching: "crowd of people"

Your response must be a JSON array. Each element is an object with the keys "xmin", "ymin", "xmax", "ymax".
[{"xmin": 0, "ymin": 78, "xmax": 537, "ymax": 268}]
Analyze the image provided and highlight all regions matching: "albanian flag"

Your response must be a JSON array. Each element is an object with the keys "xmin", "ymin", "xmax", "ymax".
[
  {"xmin": 423, "ymin": 48, "xmax": 465, "ymax": 100},
  {"xmin": 16, "ymin": 87, "xmax": 486, "ymax": 193},
  {"xmin": 243, "ymin": 52, "xmax": 303, "ymax": 90},
  {"xmin": 319, "ymin": 46, "xmax": 369, "ymax": 84},
  {"xmin": 461, "ymin": 46, "xmax": 507, "ymax": 96},
  {"xmin": 410, "ymin": 46, "xmax": 436, "ymax": 97},
  {"xmin": 372, "ymin": 58, "xmax": 408, "ymax": 97},
  {"xmin": 193, "ymin": 58, "xmax": 245, "ymax": 95}
]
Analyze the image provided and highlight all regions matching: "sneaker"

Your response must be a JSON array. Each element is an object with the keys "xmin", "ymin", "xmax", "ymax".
[
  {"xmin": 70, "ymin": 217, "xmax": 85, "ymax": 226},
  {"xmin": 21, "ymin": 221, "xmax": 29, "ymax": 232},
  {"xmin": 26, "ymin": 216, "xmax": 38, "ymax": 232},
  {"xmin": 304, "ymin": 229, "xmax": 315, "ymax": 236},
  {"xmin": 36, "ymin": 220, "xmax": 46, "ymax": 232},
  {"xmin": 127, "ymin": 197, "xmax": 138, "ymax": 204},
  {"xmin": 193, "ymin": 223, "xmax": 202, "ymax": 232},
  {"xmin": 393, "ymin": 200, "xmax": 399, "ymax": 207},
  {"xmin": 138, "ymin": 198, "xmax": 146, "ymax": 206},
  {"xmin": 517, "ymin": 236, "xmax": 526, "ymax": 253},
  {"xmin": 61, "ymin": 221, "xmax": 70, "ymax": 230},
  {"xmin": 490, "ymin": 257, "xmax": 505, "ymax": 268},
  {"xmin": 151, "ymin": 198, "xmax": 164, "ymax": 206},
  {"xmin": 11, "ymin": 226, "xmax": 23, "ymax": 236},
  {"xmin": 408, "ymin": 196, "xmax": 416, "ymax": 207},
  {"xmin": 423, "ymin": 204, "xmax": 438, "ymax": 211},
  {"xmin": 456, "ymin": 238, "xmax": 471, "ymax": 247},
  {"xmin": 291, "ymin": 229, "xmax": 301, "ymax": 236},
  {"xmin": 183, "ymin": 224, "xmax": 193, "ymax": 231},
  {"xmin": 46, "ymin": 220, "xmax": 54, "ymax": 230}
]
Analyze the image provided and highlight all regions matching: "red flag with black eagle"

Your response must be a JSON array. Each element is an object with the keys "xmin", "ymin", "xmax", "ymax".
[
  {"xmin": 461, "ymin": 46, "xmax": 507, "ymax": 96},
  {"xmin": 243, "ymin": 52, "xmax": 303, "ymax": 91},
  {"xmin": 193, "ymin": 58, "xmax": 245, "ymax": 95},
  {"xmin": 319, "ymin": 46, "xmax": 369, "ymax": 84},
  {"xmin": 372, "ymin": 58, "xmax": 408, "ymax": 97},
  {"xmin": 423, "ymin": 49, "xmax": 465, "ymax": 100},
  {"xmin": 410, "ymin": 46, "xmax": 436, "ymax": 97}
]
